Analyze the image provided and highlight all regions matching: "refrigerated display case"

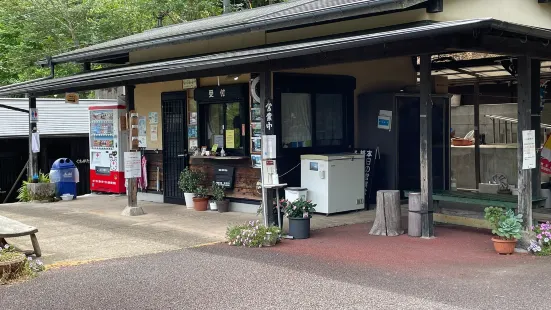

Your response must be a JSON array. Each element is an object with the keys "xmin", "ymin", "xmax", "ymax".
[{"xmin": 88, "ymin": 106, "xmax": 128, "ymax": 194}]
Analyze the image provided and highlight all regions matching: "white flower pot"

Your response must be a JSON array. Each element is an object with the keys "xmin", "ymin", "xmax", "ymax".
[
  {"xmin": 184, "ymin": 193, "xmax": 195, "ymax": 209},
  {"xmin": 210, "ymin": 201, "xmax": 218, "ymax": 211}
]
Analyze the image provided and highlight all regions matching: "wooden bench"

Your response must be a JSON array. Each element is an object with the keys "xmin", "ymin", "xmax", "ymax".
[
  {"xmin": 0, "ymin": 216, "xmax": 41, "ymax": 257},
  {"xmin": 404, "ymin": 190, "xmax": 546, "ymax": 210}
]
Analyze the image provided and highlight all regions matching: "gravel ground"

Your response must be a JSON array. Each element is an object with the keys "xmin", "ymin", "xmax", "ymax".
[{"xmin": 0, "ymin": 239, "xmax": 549, "ymax": 310}]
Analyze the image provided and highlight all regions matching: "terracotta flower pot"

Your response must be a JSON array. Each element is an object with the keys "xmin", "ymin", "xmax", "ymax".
[
  {"xmin": 491, "ymin": 237, "xmax": 517, "ymax": 255},
  {"xmin": 192, "ymin": 197, "xmax": 209, "ymax": 211}
]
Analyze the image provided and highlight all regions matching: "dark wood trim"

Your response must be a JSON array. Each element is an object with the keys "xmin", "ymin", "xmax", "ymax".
[
  {"xmin": 419, "ymin": 54, "xmax": 434, "ymax": 238},
  {"xmin": 474, "ymin": 81, "xmax": 481, "ymax": 188},
  {"xmin": 531, "ymin": 59, "xmax": 542, "ymax": 198},
  {"xmin": 426, "ymin": 0, "xmax": 443, "ymax": 13}
]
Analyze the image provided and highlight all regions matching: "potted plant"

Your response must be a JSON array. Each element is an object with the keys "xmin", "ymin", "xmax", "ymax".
[
  {"xmin": 281, "ymin": 198, "xmax": 316, "ymax": 239},
  {"xmin": 211, "ymin": 182, "xmax": 229, "ymax": 213},
  {"xmin": 484, "ymin": 207, "xmax": 523, "ymax": 254},
  {"xmin": 178, "ymin": 168, "xmax": 202, "ymax": 209},
  {"xmin": 192, "ymin": 186, "xmax": 209, "ymax": 211}
]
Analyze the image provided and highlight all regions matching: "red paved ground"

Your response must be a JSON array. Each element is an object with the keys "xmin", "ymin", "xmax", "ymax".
[{"xmin": 272, "ymin": 223, "xmax": 538, "ymax": 276}]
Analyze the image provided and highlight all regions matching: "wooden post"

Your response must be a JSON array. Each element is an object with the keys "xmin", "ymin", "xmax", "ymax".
[
  {"xmin": 531, "ymin": 59, "xmax": 542, "ymax": 198},
  {"xmin": 517, "ymin": 56, "xmax": 533, "ymax": 242},
  {"xmin": 419, "ymin": 54, "xmax": 434, "ymax": 238},
  {"xmin": 28, "ymin": 96, "xmax": 38, "ymax": 182},
  {"xmin": 474, "ymin": 81, "xmax": 481, "ymax": 188},
  {"xmin": 408, "ymin": 192, "xmax": 422, "ymax": 237},
  {"xmin": 259, "ymin": 72, "xmax": 275, "ymax": 227},
  {"xmin": 121, "ymin": 85, "xmax": 145, "ymax": 216},
  {"xmin": 369, "ymin": 190, "xmax": 403, "ymax": 236}
]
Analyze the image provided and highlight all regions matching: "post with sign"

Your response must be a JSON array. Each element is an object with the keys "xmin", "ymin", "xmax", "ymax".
[
  {"xmin": 259, "ymin": 72, "xmax": 276, "ymax": 227},
  {"xmin": 28, "ymin": 96, "xmax": 39, "ymax": 182},
  {"xmin": 121, "ymin": 85, "xmax": 145, "ymax": 216}
]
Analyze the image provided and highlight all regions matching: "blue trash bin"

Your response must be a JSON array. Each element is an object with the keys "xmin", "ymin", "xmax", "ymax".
[{"xmin": 49, "ymin": 158, "xmax": 80, "ymax": 199}]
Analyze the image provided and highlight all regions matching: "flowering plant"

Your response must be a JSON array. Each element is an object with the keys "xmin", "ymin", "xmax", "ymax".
[
  {"xmin": 226, "ymin": 220, "xmax": 281, "ymax": 247},
  {"xmin": 528, "ymin": 222, "xmax": 551, "ymax": 256},
  {"xmin": 280, "ymin": 198, "xmax": 316, "ymax": 219},
  {"xmin": 0, "ymin": 243, "xmax": 45, "ymax": 283}
]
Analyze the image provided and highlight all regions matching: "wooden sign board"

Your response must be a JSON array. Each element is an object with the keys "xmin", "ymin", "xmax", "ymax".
[
  {"xmin": 183, "ymin": 79, "xmax": 197, "ymax": 90},
  {"xmin": 65, "ymin": 93, "xmax": 79, "ymax": 104}
]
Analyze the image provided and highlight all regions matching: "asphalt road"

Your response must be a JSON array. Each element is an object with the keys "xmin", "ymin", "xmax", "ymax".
[{"xmin": 1, "ymin": 242, "xmax": 549, "ymax": 310}]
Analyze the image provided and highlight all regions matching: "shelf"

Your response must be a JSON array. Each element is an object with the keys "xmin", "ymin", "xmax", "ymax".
[
  {"xmin": 91, "ymin": 120, "xmax": 113, "ymax": 123},
  {"xmin": 190, "ymin": 156, "xmax": 250, "ymax": 160},
  {"xmin": 91, "ymin": 134, "xmax": 114, "ymax": 137}
]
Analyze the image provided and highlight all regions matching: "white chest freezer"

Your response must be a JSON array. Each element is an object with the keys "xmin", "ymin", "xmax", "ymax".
[{"xmin": 300, "ymin": 153, "xmax": 365, "ymax": 215}]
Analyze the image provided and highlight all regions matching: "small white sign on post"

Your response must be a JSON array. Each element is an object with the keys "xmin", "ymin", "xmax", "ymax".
[
  {"xmin": 30, "ymin": 108, "xmax": 38, "ymax": 122},
  {"xmin": 262, "ymin": 135, "xmax": 277, "ymax": 159},
  {"xmin": 522, "ymin": 130, "xmax": 536, "ymax": 170},
  {"xmin": 124, "ymin": 152, "xmax": 142, "ymax": 178},
  {"xmin": 183, "ymin": 79, "xmax": 197, "ymax": 89}
]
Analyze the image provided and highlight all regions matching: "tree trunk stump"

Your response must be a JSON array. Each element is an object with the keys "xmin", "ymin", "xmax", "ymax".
[
  {"xmin": 408, "ymin": 192, "xmax": 422, "ymax": 237},
  {"xmin": 369, "ymin": 190, "xmax": 403, "ymax": 236}
]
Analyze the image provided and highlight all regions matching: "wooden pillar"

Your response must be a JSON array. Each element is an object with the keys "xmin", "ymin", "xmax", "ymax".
[
  {"xmin": 474, "ymin": 81, "xmax": 481, "ymax": 188},
  {"xmin": 28, "ymin": 96, "xmax": 38, "ymax": 182},
  {"xmin": 517, "ymin": 56, "xmax": 533, "ymax": 237},
  {"xmin": 531, "ymin": 60, "xmax": 542, "ymax": 198},
  {"xmin": 419, "ymin": 54, "xmax": 434, "ymax": 238},
  {"xmin": 121, "ymin": 85, "xmax": 144, "ymax": 216},
  {"xmin": 259, "ymin": 72, "xmax": 275, "ymax": 227}
]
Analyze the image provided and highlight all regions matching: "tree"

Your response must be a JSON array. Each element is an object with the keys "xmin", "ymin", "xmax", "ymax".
[{"xmin": 0, "ymin": 0, "xmax": 283, "ymax": 89}]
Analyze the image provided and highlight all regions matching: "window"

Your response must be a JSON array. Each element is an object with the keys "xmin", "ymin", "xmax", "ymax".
[
  {"xmin": 203, "ymin": 102, "xmax": 244, "ymax": 152},
  {"xmin": 281, "ymin": 93, "xmax": 343, "ymax": 148},
  {"xmin": 281, "ymin": 93, "xmax": 312, "ymax": 148},
  {"xmin": 316, "ymin": 94, "xmax": 343, "ymax": 146}
]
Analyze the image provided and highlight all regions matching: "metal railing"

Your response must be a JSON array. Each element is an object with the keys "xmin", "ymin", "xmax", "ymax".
[{"xmin": 484, "ymin": 114, "xmax": 551, "ymax": 144}]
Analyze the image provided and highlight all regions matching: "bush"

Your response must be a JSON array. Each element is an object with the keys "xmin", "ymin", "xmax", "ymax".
[
  {"xmin": 281, "ymin": 198, "xmax": 316, "ymax": 219},
  {"xmin": 211, "ymin": 182, "xmax": 226, "ymax": 201},
  {"xmin": 528, "ymin": 222, "xmax": 551, "ymax": 256},
  {"xmin": 194, "ymin": 186, "xmax": 209, "ymax": 198},
  {"xmin": 178, "ymin": 168, "xmax": 203, "ymax": 193},
  {"xmin": 227, "ymin": 220, "xmax": 281, "ymax": 247},
  {"xmin": 0, "ymin": 244, "xmax": 45, "ymax": 284},
  {"xmin": 17, "ymin": 172, "xmax": 51, "ymax": 202}
]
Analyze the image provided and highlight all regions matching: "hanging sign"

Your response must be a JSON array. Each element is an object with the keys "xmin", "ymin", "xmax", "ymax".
[
  {"xmin": 30, "ymin": 108, "xmax": 38, "ymax": 122},
  {"xmin": 183, "ymin": 79, "xmax": 197, "ymax": 90},
  {"xmin": 65, "ymin": 93, "xmax": 79, "ymax": 104},
  {"xmin": 124, "ymin": 152, "xmax": 141, "ymax": 178},
  {"xmin": 264, "ymin": 99, "xmax": 274, "ymax": 134},
  {"xmin": 214, "ymin": 166, "xmax": 235, "ymax": 189},
  {"xmin": 522, "ymin": 130, "xmax": 536, "ymax": 170}
]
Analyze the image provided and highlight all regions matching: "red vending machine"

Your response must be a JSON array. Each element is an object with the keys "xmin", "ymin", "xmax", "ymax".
[{"xmin": 88, "ymin": 105, "xmax": 128, "ymax": 193}]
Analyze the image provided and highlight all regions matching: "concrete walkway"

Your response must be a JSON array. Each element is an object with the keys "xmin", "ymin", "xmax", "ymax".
[{"xmin": 0, "ymin": 195, "xmax": 374, "ymax": 265}]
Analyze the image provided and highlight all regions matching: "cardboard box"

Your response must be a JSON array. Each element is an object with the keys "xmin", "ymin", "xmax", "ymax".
[{"xmin": 432, "ymin": 76, "xmax": 448, "ymax": 94}]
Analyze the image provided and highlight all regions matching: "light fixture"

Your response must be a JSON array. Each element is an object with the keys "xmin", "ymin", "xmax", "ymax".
[{"xmin": 227, "ymin": 74, "xmax": 240, "ymax": 81}]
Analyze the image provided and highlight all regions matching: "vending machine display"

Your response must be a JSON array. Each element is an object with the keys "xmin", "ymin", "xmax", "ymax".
[{"xmin": 88, "ymin": 106, "xmax": 128, "ymax": 194}]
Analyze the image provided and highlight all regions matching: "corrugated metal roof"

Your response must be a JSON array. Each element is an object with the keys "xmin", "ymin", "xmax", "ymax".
[
  {"xmin": 48, "ymin": 0, "xmax": 427, "ymax": 64},
  {"xmin": 0, "ymin": 99, "xmax": 116, "ymax": 138}
]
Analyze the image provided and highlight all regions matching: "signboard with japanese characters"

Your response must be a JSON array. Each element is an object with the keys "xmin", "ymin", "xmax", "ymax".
[
  {"xmin": 193, "ymin": 84, "xmax": 247, "ymax": 102},
  {"xmin": 214, "ymin": 166, "xmax": 235, "ymax": 189},
  {"xmin": 264, "ymin": 99, "xmax": 274, "ymax": 135},
  {"xmin": 355, "ymin": 148, "xmax": 380, "ymax": 206}
]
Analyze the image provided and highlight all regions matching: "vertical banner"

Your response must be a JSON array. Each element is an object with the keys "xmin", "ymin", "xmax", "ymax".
[{"xmin": 355, "ymin": 148, "xmax": 380, "ymax": 207}]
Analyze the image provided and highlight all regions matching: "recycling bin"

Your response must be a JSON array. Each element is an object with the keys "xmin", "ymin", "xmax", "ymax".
[{"xmin": 49, "ymin": 158, "xmax": 80, "ymax": 199}]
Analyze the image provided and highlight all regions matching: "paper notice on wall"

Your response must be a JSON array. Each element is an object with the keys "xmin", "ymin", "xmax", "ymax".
[
  {"xmin": 522, "ymin": 130, "xmax": 536, "ymax": 170},
  {"xmin": 214, "ymin": 135, "xmax": 224, "ymax": 148},
  {"xmin": 150, "ymin": 125, "xmax": 158, "ymax": 141},
  {"xmin": 124, "ymin": 152, "xmax": 141, "ymax": 178},
  {"xmin": 262, "ymin": 135, "xmax": 277, "ymax": 159},
  {"xmin": 148, "ymin": 112, "xmax": 158, "ymax": 124},
  {"xmin": 31, "ymin": 132, "xmax": 40, "ymax": 153},
  {"xmin": 138, "ymin": 116, "xmax": 147, "ymax": 148},
  {"xmin": 225, "ymin": 131, "xmax": 235, "ymax": 149}
]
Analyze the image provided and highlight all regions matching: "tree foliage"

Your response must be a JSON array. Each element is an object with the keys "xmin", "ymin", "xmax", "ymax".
[{"xmin": 0, "ymin": 0, "xmax": 283, "ymax": 88}]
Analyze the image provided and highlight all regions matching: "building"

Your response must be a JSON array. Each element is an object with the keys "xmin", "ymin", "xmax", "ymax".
[
  {"xmin": 0, "ymin": 98, "xmax": 115, "ymax": 202},
  {"xmin": 0, "ymin": 0, "xmax": 549, "ymax": 235}
]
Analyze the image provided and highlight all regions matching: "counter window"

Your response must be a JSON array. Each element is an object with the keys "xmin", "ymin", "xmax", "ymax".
[{"xmin": 203, "ymin": 102, "xmax": 244, "ymax": 152}]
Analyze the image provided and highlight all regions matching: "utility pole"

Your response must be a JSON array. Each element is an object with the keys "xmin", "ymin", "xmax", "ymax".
[
  {"xmin": 28, "ymin": 96, "xmax": 38, "ymax": 182},
  {"xmin": 121, "ymin": 85, "xmax": 145, "ymax": 216}
]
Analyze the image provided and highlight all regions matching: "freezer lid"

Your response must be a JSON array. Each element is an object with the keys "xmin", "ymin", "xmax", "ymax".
[{"xmin": 300, "ymin": 153, "xmax": 364, "ymax": 161}]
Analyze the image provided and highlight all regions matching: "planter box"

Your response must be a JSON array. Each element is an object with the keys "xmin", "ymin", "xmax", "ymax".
[{"xmin": 27, "ymin": 183, "xmax": 56, "ymax": 202}]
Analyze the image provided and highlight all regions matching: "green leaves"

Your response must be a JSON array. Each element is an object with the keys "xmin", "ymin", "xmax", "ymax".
[{"xmin": 485, "ymin": 207, "xmax": 523, "ymax": 240}]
